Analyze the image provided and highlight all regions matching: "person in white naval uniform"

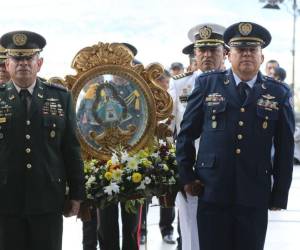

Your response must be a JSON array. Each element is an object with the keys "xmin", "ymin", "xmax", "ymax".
[{"xmin": 168, "ymin": 23, "xmax": 227, "ymax": 250}]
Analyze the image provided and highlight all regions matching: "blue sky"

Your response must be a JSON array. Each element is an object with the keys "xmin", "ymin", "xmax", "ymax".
[{"xmin": 0, "ymin": 0, "xmax": 299, "ymax": 86}]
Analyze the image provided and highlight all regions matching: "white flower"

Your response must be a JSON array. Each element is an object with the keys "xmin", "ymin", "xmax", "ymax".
[
  {"xmin": 127, "ymin": 158, "xmax": 138, "ymax": 170},
  {"xmin": 159, "ymin": 139, "xmax": 166, "ymax": 146},
  {"xmin": 112, "ymin": 169, "xmax": 123, "ymax": 182},
  {"xmin": 144, "ymin": 177, "xmax": 151, "ymax": 184},
  {"xmin": 104, "ymin": 182, "xmax": 120, "ymax": 196},
  {"xmin": 111, "ymin": 153, "xmax": 119, "ymax": 165},
  {"xmin": 85, "ymin": 176, "xmax": 96, "ymax": 188},
  {"xmin": 151, "ymin": 152, "xmax": 159, "ymax": 158},
  {"xmin": 136, "ymin": 181, "xmax": 146, "ymax": 190},
  {"xmin": 168, "ymin": 176, "xmax": 176, "ymax": 185},
  {"xmin": 121, "ymin": 151, "xmax": 130, "ymax": 163}
]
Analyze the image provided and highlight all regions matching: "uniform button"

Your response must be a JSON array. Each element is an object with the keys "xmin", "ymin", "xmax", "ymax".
[
  {"xmin": 212, "ymin": 109, "xmax": 216, "ymax": 113},
  {"xmin": 53, "ymin": 123, "xmax": 57, "ymax": 128},
  {"xmin": 26, "ymin": 163, "xmax": 32, "ymax": 169},
  {"xmin": 237, "ymin": 134, "xmax": 243, "ymax": 140},
  {"xmin": 236, "ymin": 148, "xmax": 241, "ymax": 154},
  {"xmin": 211, "ymin": 115, "xmax": 216, "ymax": 120},
  {"xmin": 26, "ymin": 120, "xmax": 31, "ymax": 125},
  {"xmin": 0, "ymin": 133, "xmax": 3, "ymax": 139},
  {"xmin": 238, "ymin": 121, "xmax": 244, "ymax": 126},
  {"xmin": 201, "ymin": 162, "xmax": 205, "ymax": 166},
  {"xmin": 25, "ymin": 134, "xmax": 30, "ymax": 140},
  {"xmin": 240, "ymin": 108, "xmax": 245, "ymax": 112},
  {"xmin": 0, "ymin": 125, "xmax": 2, "ymax": 129},
  {"xmin": 25, "ymin": 148, "xmax": 31, "ymax": 154}
]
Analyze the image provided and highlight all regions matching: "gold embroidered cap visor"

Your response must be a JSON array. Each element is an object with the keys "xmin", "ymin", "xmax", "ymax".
[
  {"xmin": 0, "ymin": 30, "xmax": 46, "ymax": 57},
  {"xmin": 224, "ymin": 22, "xmax": 271, "ymax": 48}
]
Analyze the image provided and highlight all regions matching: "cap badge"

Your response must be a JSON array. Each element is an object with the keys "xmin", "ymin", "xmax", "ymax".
[
  {"xmin": 199, "ymin": 26, "xmax": 212, "ymax": 39},
  {"xmin": 12, "ymin": 33, "xmax": 27, "ymax": 46},
  {"xmin": 238, "ymin": 23, "xmax": 252, "ymax": 36}
]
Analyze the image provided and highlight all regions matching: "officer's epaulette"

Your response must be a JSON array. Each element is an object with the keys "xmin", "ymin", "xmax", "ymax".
[
  {"xmin": 44, "ymin": 81, "xmax": 68, "ymax": 91},
  {"xmin": 172, "ymin": 71, "xmax": 193, "ymax": 80},
  {"xmin": 38, "ymin": 76, "xmax": 48, "ymax": 82},
  {"xmin": 263, "ymin": 75, "xmax": 291, "ymax": 91},
  {"xmin": 198, "ymin": 69, "xmax": 226, "ymax": 78},
  {"xmin": 263, "ymin": 75, "xmax": 283, "ymax": 84}
]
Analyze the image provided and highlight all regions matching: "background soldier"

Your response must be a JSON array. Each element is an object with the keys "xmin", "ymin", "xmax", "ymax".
[
  {"xmin": 0, "ymin": 30, "xmax": 85, "ymax": 250},
  {"xmin": 169, "ymin": 23, "xmax": 227, "ymax": 250},
  {"xmin": 0, "ymin": 45, "xmax": 10, "ymax": 84},
  {"xmin": 176, "ymin": 22, "xmax": 294, "ymax": 250}
]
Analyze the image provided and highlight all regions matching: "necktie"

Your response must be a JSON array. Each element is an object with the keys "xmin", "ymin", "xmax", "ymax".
[
  {"xmin": 19, "ymin": 89, "xmax": 32, "ymax": 114},
  {"xmin": 237, "ymin": 82, "xmax": 250, "ymax": 104}
]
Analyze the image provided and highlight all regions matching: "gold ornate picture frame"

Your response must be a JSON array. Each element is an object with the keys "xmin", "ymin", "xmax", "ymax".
[{"xmin": 63, "ymin": 42, "xmax": 172, "ymax": 160}]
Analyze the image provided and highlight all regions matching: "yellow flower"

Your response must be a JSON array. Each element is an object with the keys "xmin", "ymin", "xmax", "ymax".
[
  {"xmin": 106, "ymin": 159, "xmax": 112, "ymax": 167},
  {"xmin": 138, "ymin": 150, "xmax": 149, "ymax": 158},
  {"xmin": 132, "ymin": 172, "xmax": 142, "ymax": 183},
  {"xmin": 141, "ymin": 159, "xmax": 152, "ymax": 167},
  {"xmin": 104, "ymin": 172, "xmax": 112, "ymax": 181}
]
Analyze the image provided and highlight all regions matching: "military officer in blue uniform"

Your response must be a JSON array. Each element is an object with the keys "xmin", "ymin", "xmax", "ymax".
[
  {"xmin": 176, "ymin": 22, "xmax": 295, "ymax": 250},
  {"xmin": 0, "ymin": 31, "xmax": 85, "ymax": 250}
]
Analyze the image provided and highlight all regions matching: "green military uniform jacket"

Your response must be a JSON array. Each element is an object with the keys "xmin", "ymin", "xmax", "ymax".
[{"xmin": 0, "ymin": 78, "xmax": 85, "ymax": 215}]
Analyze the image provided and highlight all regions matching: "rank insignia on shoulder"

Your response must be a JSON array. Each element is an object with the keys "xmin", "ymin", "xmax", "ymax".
[
  {"xmin": 172, "ymin": 71, "xmax": 193, "ymax": 80},
  {"xmin": 44, "ymin": 82, "xmax": 67, "ymax": 91}
]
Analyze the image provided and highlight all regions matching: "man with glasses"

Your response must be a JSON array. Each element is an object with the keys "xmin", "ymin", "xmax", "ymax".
[
  {"xmin": 0, "ymin": 30, "xmax": 85, "ymax": 250},
  {"xmin": 176, "ymin": 22, "xmax": 294, "ymax": 250}
]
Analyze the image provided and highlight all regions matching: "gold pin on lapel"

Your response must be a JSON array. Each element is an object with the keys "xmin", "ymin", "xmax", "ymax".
[
  {"xmin": 261, "ymin": 84, "xmax": 267, "ymax": 90},
  {"xmin": 263, "ymin": 116, "xmax": 268, "ymax": 129},
  {"xmin": 262, "ymin": 121, "xmax": 268, "ymax": 129},
  {"xmin": 9, "ymin": 95, "xmax": 15, "ymax": 100},
  {"xmin": 224, "ymin": 79, "xmax": 229, "ymax": 85},
  {"xmin": 38, "ymin": 93, "xmax": 43, "ymax": 98}
]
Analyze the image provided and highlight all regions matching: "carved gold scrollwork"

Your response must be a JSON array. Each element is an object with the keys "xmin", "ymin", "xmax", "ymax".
[
  {"xmin": 144, "ymin": 64, "xmax": 173, "ymax": 121},
  {"xmin": 71, "ymin": 43, "xmax": 134, "ymax": 74},
  {"xmin": 63, "ymin": 42, "xmax": 173, "ymax": 160}
]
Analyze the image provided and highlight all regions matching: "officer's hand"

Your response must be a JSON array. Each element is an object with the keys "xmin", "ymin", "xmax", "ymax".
[
  {"xmin": 269, "ymin": 207, "xmax": 282, "ymax": 211},
  {"xmin": 65, "ymin": 200, "xmax": 81, "ymax": 217},
  {"xmin": 184, "ymin": 180, "xmax": 204, "ymax": 196}
]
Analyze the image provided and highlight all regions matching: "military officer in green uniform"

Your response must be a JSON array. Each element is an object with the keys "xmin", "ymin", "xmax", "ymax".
[{"xmin": 0, "ymin": 30, "xmax": 85, "ymax": 250}]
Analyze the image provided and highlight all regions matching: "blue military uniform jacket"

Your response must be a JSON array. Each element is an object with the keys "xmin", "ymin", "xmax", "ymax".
[
  {"xmin": 0, "ymin": 79, "xmax": 85, "ymax": 215},
  {"xmin": 176, "ymin": 69, "xmax": 295, "ymax": 209}
]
